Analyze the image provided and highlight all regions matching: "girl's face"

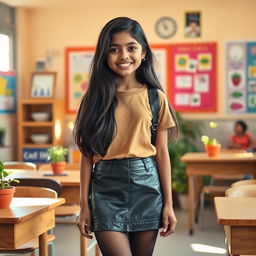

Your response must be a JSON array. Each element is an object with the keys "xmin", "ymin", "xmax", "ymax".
[
  {"xmin": 107, "ymin": 31, "xmax": 146, "ymax": 78},
  {"xmin": 235, "ymin": 123, "xmax": 244, "ymax": 134}
]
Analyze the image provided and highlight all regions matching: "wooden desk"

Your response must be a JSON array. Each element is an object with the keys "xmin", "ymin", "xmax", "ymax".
[
  {"xmin": 181, "ymin": 152, "xmax": 256, "ymax": 235},
  {"xmin": 11, "ymin": 170, "xmax": 80, "ymax": 204},
  {"xmin": 0, "ymin": 197, "xmax": 65, "ymax": 256},
  {"xmin": 214, "ymin": 197, "xmax": 256, "ymax": 255}
]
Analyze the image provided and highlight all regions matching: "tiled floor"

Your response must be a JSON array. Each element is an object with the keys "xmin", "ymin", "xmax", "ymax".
[{"xmin": 53, "ymin": 208, "xmax": 226, "ymax": 256}]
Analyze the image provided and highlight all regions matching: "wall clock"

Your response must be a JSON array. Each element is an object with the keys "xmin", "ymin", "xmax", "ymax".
[{"xmin": 155, "ymin": 16, "xmax": 177, "ymax": 39}]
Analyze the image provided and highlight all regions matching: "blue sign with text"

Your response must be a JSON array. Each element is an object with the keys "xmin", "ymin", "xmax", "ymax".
[{"xmin": 22, "ymin": 148, "xmax": 49, "ymax": 163}]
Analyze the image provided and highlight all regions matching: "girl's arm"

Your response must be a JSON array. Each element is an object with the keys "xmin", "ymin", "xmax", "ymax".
[
  {"xmin": 248, "ymin": 134, "xmax": 254, "ymax": 148},
  {"xmin": 77, "ymin": 153, "xmax": 93, "ymax": 239},
  {"xmin": 155, "ymin": 129, "xmax": 177, "ymax": 237}
]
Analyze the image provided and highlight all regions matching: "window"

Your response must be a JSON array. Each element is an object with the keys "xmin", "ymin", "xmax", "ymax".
[
  {"xmin": 0, "ymin": 2, "xmax": 15, "ymax": 72},
  {"xmin": 0, "ymin": 33, "xmax": 10, "ymax": 71}
]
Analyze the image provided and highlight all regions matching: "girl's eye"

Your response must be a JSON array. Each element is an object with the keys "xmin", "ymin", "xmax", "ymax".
[
  {"xmin": 109, "ymin": 48, "xmax": 118, "ymax": 53},
  {"xmin": 128, "ymin": 46, "xmax": 138, "ymax": 51}
]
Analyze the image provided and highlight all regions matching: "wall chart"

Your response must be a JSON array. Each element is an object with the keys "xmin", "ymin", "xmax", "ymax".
[{"xmin": 226, "ymin": 41, "xmax": 256, "ymax": 114}]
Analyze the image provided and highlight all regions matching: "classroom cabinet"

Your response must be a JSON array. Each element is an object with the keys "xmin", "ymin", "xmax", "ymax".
[{"xmin": 17, "ymin": 99, "xmax": 64, "ymax": 162}]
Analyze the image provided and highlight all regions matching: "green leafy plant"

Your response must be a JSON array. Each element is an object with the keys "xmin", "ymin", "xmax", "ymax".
[
  {"xmin": 201, "ymin": 121, "xmax": 219, "ymax": 146},
  {"xmin": 47, "ymin": 146, "xmax": 68, "ymax": 163},
  {"xmin": 0, "ymin": 127, "xmax": 5, "ymax": 136},
  {"xmin": 169, "ymin": 113, "xmax": 204, "ymax": 194},
  {"xmin": 0, "ymin": 161, "xmax": 19, "ymax": 189}
]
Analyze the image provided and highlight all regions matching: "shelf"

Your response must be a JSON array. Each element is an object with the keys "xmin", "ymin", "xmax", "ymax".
[
  {"xmin": 23, "ymin": 144, "xmax": 53, "ymax": 148},
  {"xmin": 21, "ymin": 121, "xmax": 54, "ymax": 127},
  {"xmin": 18, "ymin": 98, "xmax": 64, "ymax": 161},
  {"xmin": 21, "ymin": 98, "xmax": 56, "ymax": 104}
]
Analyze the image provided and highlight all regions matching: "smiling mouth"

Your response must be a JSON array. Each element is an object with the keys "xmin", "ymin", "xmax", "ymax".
[{"xmin": 117, "ymin": 62, "xmax": 133, "ymax": 67}]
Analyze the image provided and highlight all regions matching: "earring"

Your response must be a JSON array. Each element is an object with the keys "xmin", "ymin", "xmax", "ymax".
[{"xmin": 142, "ymin": 58, "xmax": 146, "ymax": 62}]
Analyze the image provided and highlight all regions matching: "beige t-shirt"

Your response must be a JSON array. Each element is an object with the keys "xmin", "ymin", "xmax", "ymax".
[{"xmin": 93, "ymin": 86, "xmax": 175, "ymax": 164}]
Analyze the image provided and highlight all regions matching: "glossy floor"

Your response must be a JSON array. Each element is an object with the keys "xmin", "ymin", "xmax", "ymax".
[{"xmin": 53, "ymin": 208, "xmax": 226, "ymax": 256}]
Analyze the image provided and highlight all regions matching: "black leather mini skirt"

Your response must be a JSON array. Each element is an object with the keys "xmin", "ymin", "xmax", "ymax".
[{"xmin": 89, "ymin": 156, "xmax": 163, "ymax": 232}]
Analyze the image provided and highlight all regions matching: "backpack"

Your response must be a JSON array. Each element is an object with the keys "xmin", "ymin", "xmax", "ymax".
[{"xmin": 147, "ymin": 87, "xmax": 160, "ymax": 146}]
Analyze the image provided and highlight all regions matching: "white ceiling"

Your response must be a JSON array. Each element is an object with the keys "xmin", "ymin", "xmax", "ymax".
[{"xmin": 1, "ymin": 0, "xmax": 151, "ymax": 8}]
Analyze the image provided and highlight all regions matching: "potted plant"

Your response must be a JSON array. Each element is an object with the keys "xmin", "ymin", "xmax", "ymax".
[
  {"xmin": 0, "ymin": 127, "xmax": 6, "ymax": 146},
  {"xmin": 169, "ymin": 112, "xmax": 204, "ymax": 210},
  {"xmin": 0, "ymin": 160, "xmax": 19, "ymax": 209},
  {"xmin": 201, "ymin": 121, "xmax": 221, "ymax": 157},
  {"xmin": 47, "ymin": 146, "xmax": 68, "ymax": 174}
]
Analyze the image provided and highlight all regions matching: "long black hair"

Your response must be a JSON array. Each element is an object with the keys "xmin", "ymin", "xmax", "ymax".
[{"xmin": 74, "ymin": 17, "xmax": 178, "ymax": 157}]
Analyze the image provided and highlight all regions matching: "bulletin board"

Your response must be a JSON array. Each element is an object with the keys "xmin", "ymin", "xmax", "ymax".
[
  {"xmin": 65, "ymin": 47, "xmax": 95, "ymax": 114},
  {"xmin": 151, "ymin": 44, "xmax": 171, "ymax": 94},
  {"xmin": 0, "ymin": 71, "xmax": 16, "ymax": 114},
  {"xmin": 226, "ymin": 41, "xmax": 256, "ymax": 114},
  {"xmin": 169, "ymin": 42, "xmax": 217, "ymax": 112}
]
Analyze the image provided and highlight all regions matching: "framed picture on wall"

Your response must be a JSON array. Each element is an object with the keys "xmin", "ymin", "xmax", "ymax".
[
  {"xmin": 185, "ymin": 11, "xmax": 201, "ymax": 38},
  {"xmin": 65, "ymin": 47, "xmax": 95, "ymax": 114},
  {"xmin": 30, "ymin": 72, "xmax": 56, "ymax": 98}
]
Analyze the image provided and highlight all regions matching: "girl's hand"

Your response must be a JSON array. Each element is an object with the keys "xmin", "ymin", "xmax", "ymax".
[
  {"xmin": 77, "ymin": 206, "xmax": 93, "ymax": 239},
  {"xmin": 160, "ymin": 204, "xmax": 177, "ymax": 237}
]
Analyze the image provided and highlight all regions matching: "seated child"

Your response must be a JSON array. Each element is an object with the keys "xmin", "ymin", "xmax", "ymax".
[{"xmin": 228, "ymin": 120, "xmax": 253, "ymax": 150}]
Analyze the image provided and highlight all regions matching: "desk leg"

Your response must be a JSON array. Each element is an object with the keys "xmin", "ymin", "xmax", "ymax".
[
  {"xmin": 39, "ymin": 232, "xmax": 48, "ymax": 256},
  {"xmin": 80, "ymin": 235, "xmax": 87, "ymax": 256},
  {"xmin": 195, "ymin": 176, "xmax": 202, "ymax": 223},
  {"xmin": 188, "ymin": 174, "xmax": 195, "ymax": 235}
]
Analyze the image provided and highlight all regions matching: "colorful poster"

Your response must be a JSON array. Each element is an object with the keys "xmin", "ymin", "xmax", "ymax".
[
  {"xmin": 226, "ymin": 41, "xmax": 256, "ymax": 114},
  {"xmin": 246, "ymin": 42, "xmax": 256, "ymax": 113},
  {"xmin": 0, "ymin": 71, "xmax": 16, "ymax": 114},
  {"xmin": 169, "ymin": 43, "xmax": 217, "ymax": 112},
  {"xmin": 151, "ymin": 45, "xmax": 171, "ymax": 93},
  {"xmin": 65, "ymin": 47, "xmax": 95, "ymax": 114}
]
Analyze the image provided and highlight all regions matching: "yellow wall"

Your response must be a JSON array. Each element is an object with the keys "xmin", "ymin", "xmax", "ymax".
[{"xmin": 16, "ymin": 0, "xmax": 256, "ymax": 120}]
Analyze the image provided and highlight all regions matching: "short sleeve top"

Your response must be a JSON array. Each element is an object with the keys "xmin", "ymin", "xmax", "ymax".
[
  {"xmin": 231, "ymin": 133, "xmax": 251, "ymax": 150},
  {"xmin": 93, "ymin": 85, "xmax": 175, "ymax": 164}
]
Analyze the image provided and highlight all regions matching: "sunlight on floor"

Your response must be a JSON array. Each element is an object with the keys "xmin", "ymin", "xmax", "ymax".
[{"xmin": 190, "ymin": 243, "xmax": 226, "ymax": 254}]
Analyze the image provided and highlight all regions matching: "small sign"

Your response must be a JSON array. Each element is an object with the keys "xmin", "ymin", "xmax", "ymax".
[{"xmin": 22, "ymin": 148, "xmax": 49, "ymax": 163}]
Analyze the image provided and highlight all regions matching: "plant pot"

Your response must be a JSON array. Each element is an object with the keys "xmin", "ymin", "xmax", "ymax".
[
  {"xmin": 51, "ymin": 161, "xmax": 66, "ymax": 174},
  {"xmin": 178, "ymin": 193, "xmax": 188, "ymax": 211},
  {"xmin": 205, "ymin": 144, "xmax": 221, "ymax": 157},
  {"xmin": 0, "ymin": 187, "xmax": 15, "ymax": 209},
  {"xmin": 0, "ymin": 134, "xmax": 4, "ymax": 146}
]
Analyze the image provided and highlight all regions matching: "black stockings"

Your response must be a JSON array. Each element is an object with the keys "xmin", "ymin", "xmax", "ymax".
[{"xmin": 95, "ymin": 229, "xmax": 159, "ymax": 256}]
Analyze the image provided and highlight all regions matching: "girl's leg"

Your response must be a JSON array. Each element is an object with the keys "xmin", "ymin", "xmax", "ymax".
[
  {"xmin": 94, "ymin": 231, "xmax": 132, "ymax": 256},
  {"xmin": 128, "ymin": 229, "xmax": 159, "ymax": 256}
]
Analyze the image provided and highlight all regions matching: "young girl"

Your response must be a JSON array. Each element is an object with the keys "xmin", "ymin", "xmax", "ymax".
[
  {"xmin": 74, "ymin": 17, "xmax": 178, "ymax": 256},
  {"xmin": 228, "ymin": 120, "xmax": 253, "ymax": 150}
]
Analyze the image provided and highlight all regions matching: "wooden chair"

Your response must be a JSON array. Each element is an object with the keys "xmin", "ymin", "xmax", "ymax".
[
  {"xmin": 225, "ymin": 184, "xmax": 256, "ymax": 256},
  {"xmin": 38, "ymin": 162, "xmax": 80, "ymax": 171},
  {"xmin": 11, "ymin": 178, "xmax": 62, "ymax": 196},
  {"xmin": 225, "ymin": 184, "xmax": 256, "ymax": 197},
  {"xmin": 4, "ymin": 161, "xmax": 37, "ymax": 170},
  {"xmin": 14, "ymin": 186, "xmax": 57, "ymax": 198},
  {"xmin": 37, "ymin": 163, "xmax": 80, "ymax": 224},
  {"xmin": 0, "ymin": 186, "xmax": 57, "ymax": 256},
  {"xmin": 231, "ymin": 179, "xmax": 256, "ymax": 188}
]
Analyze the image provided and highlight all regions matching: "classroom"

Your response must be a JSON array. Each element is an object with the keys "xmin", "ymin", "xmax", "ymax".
[{"xmin": 0, "ymin": 0, "xmax": 256, "ymax": 255}]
